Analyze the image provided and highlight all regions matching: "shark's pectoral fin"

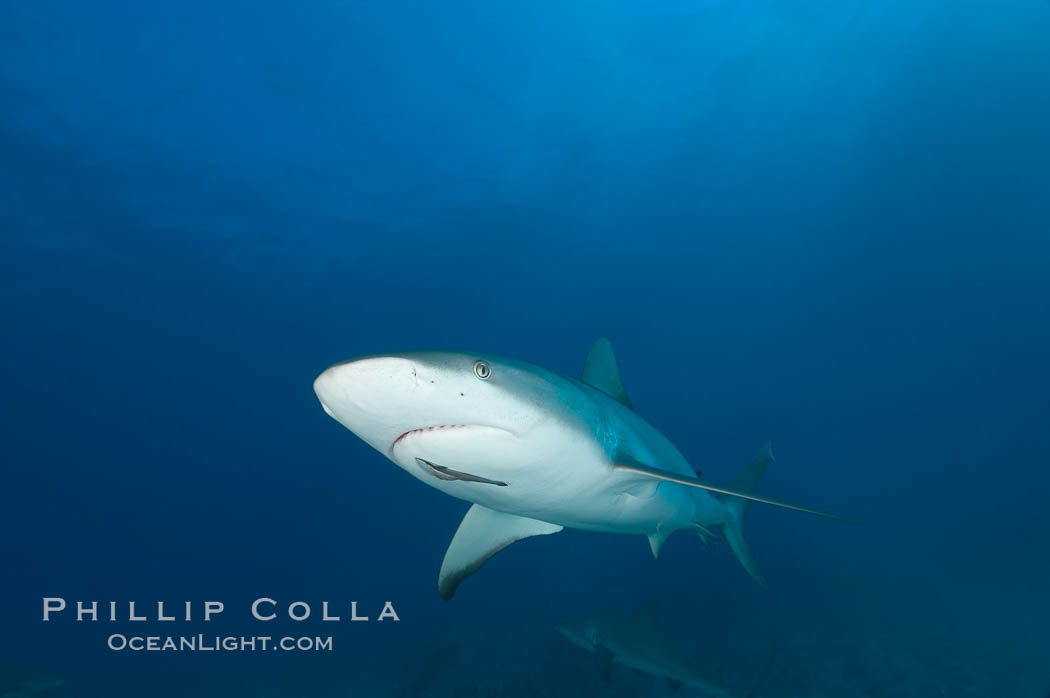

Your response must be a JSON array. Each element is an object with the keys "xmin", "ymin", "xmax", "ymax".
[
  {"xmin": 667, "ymin": 678, "xmax": 683, "ymax": 692},
  {"xmin": 595, "ymin": 645, "xmax": 615, "ymax": 681},
  {"xmin": 438, "ymin": 504, "xmax": 563, "ymax": 600}
]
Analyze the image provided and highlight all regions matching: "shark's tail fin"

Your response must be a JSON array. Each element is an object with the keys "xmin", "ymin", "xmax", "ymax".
[{"xmin": 721, "ymin": 443, "xmax": 773, "ymax": 586}]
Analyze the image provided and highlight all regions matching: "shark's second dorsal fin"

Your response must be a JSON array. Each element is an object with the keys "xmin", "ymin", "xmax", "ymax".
[
  {"xmin": 633, "ymin": 600, "xmax": 659, "ymax": 629},
  {"xmin": 582, "ymin": 338, "xmax": 632, "ymax": 408},
  {"xmin": 438, "ymin": 504, "xmax": 562, "ymax": 600}
]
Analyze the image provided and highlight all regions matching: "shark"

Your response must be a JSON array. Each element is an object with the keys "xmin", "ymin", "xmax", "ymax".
[
  {"xmin": 557, "ymin": 602, "xmax": 737, "ymax": 696},
  {"xmin": 0, "ymin": 659, "xmax": 64, "ymax": 697},
  {"xmin": 313, "ymin": 338, "xmax": 853, "ymax": 599}
]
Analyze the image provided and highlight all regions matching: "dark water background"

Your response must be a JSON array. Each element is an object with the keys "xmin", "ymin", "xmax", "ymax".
[{"xmin": 2, "ymin": 1, "xmax": 1049, "ymax": 696}]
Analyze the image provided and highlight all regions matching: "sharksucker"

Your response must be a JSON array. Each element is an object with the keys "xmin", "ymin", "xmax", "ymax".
[{"xmin": 416, "ymin": 458, "xmax": 508, "ymax": 486}]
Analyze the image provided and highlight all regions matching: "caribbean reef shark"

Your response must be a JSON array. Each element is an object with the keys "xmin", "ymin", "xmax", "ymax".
[
  {"xmin": 557, "ymin": 602, "xmax": 735, "ymax": 696},
  {"xmin": 313, "ymin": 339, "xmax": 853, "ymax": 599}
]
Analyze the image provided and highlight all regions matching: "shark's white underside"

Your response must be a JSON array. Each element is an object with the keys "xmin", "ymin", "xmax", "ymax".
[{"xmin": 389, "ymin": 413, "xmax": 701, "ymax": 534}]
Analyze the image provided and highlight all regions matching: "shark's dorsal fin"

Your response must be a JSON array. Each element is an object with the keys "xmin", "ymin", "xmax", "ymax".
[
  {"xmin": 582, "ymin": 338, "xmax": 632, "ymax": 408},
  {"xmin": 633, "ymin": 600, "xmax": 659, "ymax": 629},
  {"xmin": 438, "ymin": 504, "xmax": 562, "ymax": 600}
]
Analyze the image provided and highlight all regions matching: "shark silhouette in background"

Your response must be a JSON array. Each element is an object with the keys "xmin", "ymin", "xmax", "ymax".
[
  {"xmin": 314, "ymin": 338, "xmax": 855, "ymax": 598},
  {"xmin": 0, "ymin": 659, "xmax": 64, "ymax": 697},
  {"xmin": 557, "ymin": 602, "xmax": 741, "ymax": 696}
]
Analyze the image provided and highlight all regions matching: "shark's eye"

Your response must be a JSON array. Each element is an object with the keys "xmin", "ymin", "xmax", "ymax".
[{"xmin": 473, "ymin": 361, "xmax": 491, "ymax": 380}]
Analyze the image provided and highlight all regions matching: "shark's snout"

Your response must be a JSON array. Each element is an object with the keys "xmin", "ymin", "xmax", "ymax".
[
  {"xmin": 314, "ymin": 355, "xmax": 438, "ymax": 456},
  {"xmin": 314, "ymin": 356, "xmax": 422, "ymax": 417}
]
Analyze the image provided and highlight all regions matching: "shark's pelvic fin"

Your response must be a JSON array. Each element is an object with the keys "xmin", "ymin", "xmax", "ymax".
[
  {"xmin": 582, "ymin": 338, "xmax": 632, "ymax": 408},
  {"xmin": 691, "ymin": 522, "xmax": 722, "ymax": 546},
  {"xmin": 648, "ymin": 529, "xmax": 673, "ymax": 559},
  {"xmin": 439, "ymin": 504, "xmax": 563, "ymax": 600}
]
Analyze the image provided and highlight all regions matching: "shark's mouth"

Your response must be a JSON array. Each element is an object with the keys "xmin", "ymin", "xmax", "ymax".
[{"xmin": 392, "ymin": 424, "xmax": 475, "ymax": 450}]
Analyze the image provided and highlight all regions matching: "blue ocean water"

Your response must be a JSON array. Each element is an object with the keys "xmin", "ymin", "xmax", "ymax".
[{"xmin": 2, "ymin": 0, "xmax": 1049, "ymax": 696}]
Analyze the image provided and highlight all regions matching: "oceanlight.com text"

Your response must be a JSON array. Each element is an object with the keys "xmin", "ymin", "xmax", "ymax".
[{"xmin": 107, "ymin": 634, "xmax": 334, "ymax": 652}]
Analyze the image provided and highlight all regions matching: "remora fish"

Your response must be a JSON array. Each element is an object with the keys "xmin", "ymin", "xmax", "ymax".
[
  {"xmin": 313, "ymin": 339, "xmax": 854, "ymax": 598},
  {"xmin": 557, "ymin": 602, "xmax": 734, "ymax": 696}
]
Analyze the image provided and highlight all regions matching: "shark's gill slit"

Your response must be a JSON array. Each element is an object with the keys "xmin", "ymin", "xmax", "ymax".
[{"xmin": 416, "ymin": 458, "xmax": 508, "ymax": 487}]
